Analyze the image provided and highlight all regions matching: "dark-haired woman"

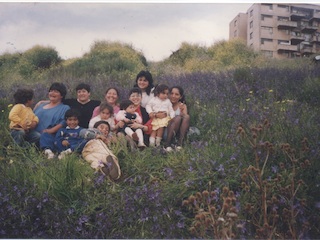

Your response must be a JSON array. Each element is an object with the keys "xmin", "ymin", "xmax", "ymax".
[
  {"xmin": 134, "ymin": 70, "xmax": 155, "ymax": 108},
  {"xmin": 163, "ymin": 86, "xmax": 190, "ymax": 152},
  {"xmin": 34, "ymin": 82, "xmax": 70, "ymax": 159}
]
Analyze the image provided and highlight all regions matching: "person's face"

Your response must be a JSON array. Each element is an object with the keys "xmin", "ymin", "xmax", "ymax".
[
  {"xmin": 100, "ymin": 108, "xmax": 111, "ymax": 120},
  {"xmin": 169, "ymin": 88, "xmax": 182, "ymax": 104},
  {"xmin": 66, "ymin": 116, "xmax": 79, "ymax": 129},
  {"xmin": 129, "ymin": 92, "xmax": 142, "ymax": 106},
  {"xmin": 48, "ymin": 89, "xmax": 63, "ymax": 103},
  {"xmin": 77, "ymin": 89, "xmax": 90, "ymax": 103},
  {"xmin": 105, "ymin": 89, "xmax": 118, "ymax": 105},
  {"xmin": 126, "ymin": 104, "xmax": 136, "ymax": 114},
  {"xmin": 137, "ymin": 77, "xmax": 149, "ymax": 91},
  {"xmin": 158, "ymin": 89, "xmax": 169, "ymax": 101},
  {"xmin": 97, "ymin": 123, "xmax": 110, "ymax": 136}
]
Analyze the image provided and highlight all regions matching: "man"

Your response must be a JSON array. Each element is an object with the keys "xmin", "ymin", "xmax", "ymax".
[{"xmin": 63, "ymin": 83, "xmax": 101, "ymax": 128}]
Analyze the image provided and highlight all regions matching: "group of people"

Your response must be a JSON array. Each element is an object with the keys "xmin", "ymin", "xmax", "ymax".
[{"xmin": 8, "ymin": 70, "xmax": 190, "ymax": 181}]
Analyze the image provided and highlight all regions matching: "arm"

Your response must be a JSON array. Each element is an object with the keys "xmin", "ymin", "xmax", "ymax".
[
  {"xmin": 43, "ymin": 123, "xmax": 64, "ymax": 134},
  {"xmin": 33, "ymin": 100, "xmax": 49, "ymax": 111}
]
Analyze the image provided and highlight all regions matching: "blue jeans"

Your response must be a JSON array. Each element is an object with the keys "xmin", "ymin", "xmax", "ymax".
[{"xmin": 10, "ymin": 129, "xmax": 41, "ymax": 147}]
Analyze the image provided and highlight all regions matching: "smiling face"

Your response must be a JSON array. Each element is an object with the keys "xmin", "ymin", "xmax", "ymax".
[
  {"xmin": 66, "ymin": 116, "xmax": 79, "ymax": 129},
  {"xmin": 96, "ymin": 123, "xmax": 110, "ymax": 136},
  {"xmin": 129, "ymin": 92, "xmax": 142, "ymax": 107},
  {"xmin": 48, "ymin": 89, "xmax": 63, "ymax": 103},
  {"xmin": 100, "ymin": 108, "xmax": 111, "ymax": 120},
  {"xmin": 77, "ymin": 89, "xmax": 90, "ymax": 103},
  {"xmin": 136, "ymin": 76, "xmax": 149, "ymax": 92},
  {"xmin": 105, "ymin": 88, "xmax": 119, "ymax": 106},
  {"xmin": 158, "ymin": 89, "xmax": 169, "ymax": 101},
  {"xmin": 169, "ymin": 87, "xmax": 182, "ymax": 104}
]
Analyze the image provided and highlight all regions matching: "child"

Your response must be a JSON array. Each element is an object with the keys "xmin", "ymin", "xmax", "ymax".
[
  {"xmin": 116, "ymin": 99, "xmax": 146, "ymax": 149},
  {"xmin": 81, "ymin": 121, "xmax": 121, "ymax": 181},
  {"xmin": 89, "ymin": 102, "xmax": 115, "ymax": 131},
  {"xmin": 54, "ymin": 109, "xmax": 87, "ymax": 159},
  {"xmin": 9, "ymin": 88, "xmax": 40, "ymax": 147},
  {"xmin": 146, "ymin": 84, "xmax": 175, "ymax": 147}
]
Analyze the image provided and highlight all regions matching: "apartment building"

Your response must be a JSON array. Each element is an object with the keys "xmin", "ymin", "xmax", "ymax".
[{"xmin": 229, "ymin": 3, "xmax": 320, "ymax": 59}]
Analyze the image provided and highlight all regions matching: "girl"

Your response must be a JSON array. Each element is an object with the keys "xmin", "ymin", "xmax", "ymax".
[
  {"xmin": 89, "ymin": 102, "xmax": 115, "ymax": 131},
  {"xmin": 146, "ymin": 84, "xmax": 175, "ymax": 147}
]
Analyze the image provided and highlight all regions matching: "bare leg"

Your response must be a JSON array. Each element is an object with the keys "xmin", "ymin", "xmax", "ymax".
[
  {"xmin": 178, "ymin": 115, "xmax": 190, "ymax": 146},
  {"xmin": 164, "ymin": 116, "xmax": 182, "ymax": 148}
]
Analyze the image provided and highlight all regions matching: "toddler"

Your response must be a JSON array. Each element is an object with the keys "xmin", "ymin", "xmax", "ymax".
[
  {"xmin": 89, "ymin": 102, "xmax": 115, "ymax": 131},
  {"xmin": 116, "ymin": 99, "xmax": 146, "ymax": 149},
  {"xmin": 146, "ymin": 84, "xmax": 175, "ymax": 147},
  {"xmin": 9, "ymin": 88, "xmax": 40, "ymax": 147},
  {"xmin": 54, "ymin": 108, "xmax": 87, "ymax": 159}
]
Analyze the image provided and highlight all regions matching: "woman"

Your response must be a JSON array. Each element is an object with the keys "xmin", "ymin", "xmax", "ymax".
[
  {"xmin": 92, "ymin": 87, "xmax": 120, "ymax": 118},
  {"xmin": 133, "ymin": 70, "xmax": 155, "ymax": 108},
  {"xmin": 163, "ymin": 86, "xmax": 190, "ymax": 152},
  {"xmin": 34, "ymin": 82, "xmax": 70, "ymax": 159}
]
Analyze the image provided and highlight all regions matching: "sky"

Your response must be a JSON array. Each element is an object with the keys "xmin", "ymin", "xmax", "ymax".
[{"xmin": 1, "ymin": 1, "xmax": 319, "ymax": 62}]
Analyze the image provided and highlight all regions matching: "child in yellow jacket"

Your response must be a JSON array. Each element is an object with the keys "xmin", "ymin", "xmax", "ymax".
[{"xmin": 9, "ymin": 88, "xmax": 40, "ymax": 147}]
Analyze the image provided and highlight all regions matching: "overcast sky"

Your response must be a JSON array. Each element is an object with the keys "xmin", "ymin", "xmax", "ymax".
[{"xmin": 1, "ymin": 2, "xmax": 317, "ymax": 61}]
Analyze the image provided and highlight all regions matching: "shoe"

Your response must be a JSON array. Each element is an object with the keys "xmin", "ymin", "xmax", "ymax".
[
  {"xmin": 58, "ymin": 148, "xmax": 72, "ymax": 159},
  {"xmin": 44, "ymin": 149, "xmax": 55, "ymax": 159},
  {"xmin": 138, "ymin": 143, "xmax": 146, "ymax": 151},
  {"xmin": 175, "ymin": 146, "xmax": 183, "ymax": 151},
  {"xmin": 101, "ymin": 155, "xmax": 121, "ymax": 180},
  {"xmin": 131, "ymin": 133, "xmax": 139, "ymax": 141},
  {"xmin": 165, "ymin": 146, "xmax": 174, "ymax": 153}
]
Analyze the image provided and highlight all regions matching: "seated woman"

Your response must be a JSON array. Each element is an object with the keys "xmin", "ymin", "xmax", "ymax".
[
  {"xmin": 163, "ymin": 86, "xmax": 190, "ymax": 152},
  {"xmin": 34, "ymin": 82, "xmax": 70, "ymax": 159}
]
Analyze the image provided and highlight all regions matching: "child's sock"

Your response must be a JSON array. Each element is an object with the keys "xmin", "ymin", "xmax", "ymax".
[
  {"xmin": 136, "ymin": 129, "xmax": 145, "ymax": 146},
  {"xmin": 155, "ymin": 137, "xmax": 162, "ymax": 147},
  {"xmin": 149, "ymin": 137, "xmax": 155, "ymax": 147}
]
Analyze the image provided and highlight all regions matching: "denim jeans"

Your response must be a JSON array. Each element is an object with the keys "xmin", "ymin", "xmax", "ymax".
[{"xmin": 10, "ymin": 129, "xmax": 41, "ymax": 147}]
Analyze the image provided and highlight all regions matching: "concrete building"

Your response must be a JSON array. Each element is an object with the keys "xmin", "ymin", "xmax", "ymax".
[{"xmin": 229, "ymin": 3, "xmax": 320, "ymax": 59}]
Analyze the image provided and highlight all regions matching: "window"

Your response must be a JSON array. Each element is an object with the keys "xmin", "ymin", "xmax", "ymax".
[
  {"xmin": 262, "ymin": 3, "xmax": 273, "ymax": 10},
  {"xmin": 250, "ymin": 10, "xmax": 253, "ymax": 17},
  {"xmin": 250, "ymin": 21, "xmax": 253, "ymax": 28},
  {"xmin": 261, "ymin": 14, "xmax": 273, "ymax": 21},
  {"xmin": 278, "ymin": 40, "xmax": 290, "ymax": 45},
  {"xmin": 261, "ymin": 38, "xmax": 273, "ymax": 44},
  {"xmin": 250, "ymin": 32, "xmax": 253, "ymax": 39},
  {"xmin": 262, "ymin": 50, "xmax": 273, "ymax": 57},
  {"xmin": 278, "ymin": 4, "xmax": 289, "ymax": 11},
  {"xmin": 261, "ymin": 26, "xmax": 273, "ymax": 33},
  {"xmin": 234, "ymin": 20, "xmax": 237, "ymax": 27}
]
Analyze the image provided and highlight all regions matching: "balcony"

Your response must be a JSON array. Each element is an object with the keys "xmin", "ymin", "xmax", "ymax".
[
  {"xmin": 277, "ymin": 44, "xmax": 298, "ymax": 52},
  {"xmin": 310, "ymin": 11, "xmax": 320, "ymax": 21},
  {"xmin": 300, "ymin": 46, "xmax": 315, "ymax": 54},
  {"xmin": 311, "ymin": 35, "xmax": 320, "ymax": 43},
  {"xmin": 290, "ymin": 12, "xmax": 308, "ymax": 21},
  {"xmin": 277, "ymin": 20, "xmax": 297, "ymax": 30},
  {"xmin": 300, "ymin": 25, "xmax": 318, "ymax": 33},
  {"xmin": 290, "ymin": 35, "xmax": 305, "ymax": 45}
]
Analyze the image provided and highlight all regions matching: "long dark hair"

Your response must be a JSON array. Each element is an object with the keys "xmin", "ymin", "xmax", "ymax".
[
  {"xmin": 134, "ymin": 70, "xmax": 154, "ymax": 95},
  {"xmin": 170, "ymin": 86, "xmax": 186, "ymax": 104}
]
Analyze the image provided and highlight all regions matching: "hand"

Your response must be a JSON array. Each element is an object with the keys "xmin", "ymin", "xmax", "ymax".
[
  {"xmin": 117, "ymin": 121, "xmax": 125, "ymax": 128},
  {"xmin": 62, "ymin": 140, "xmax": 69, "ymax": 147},
  {"xmin": 156, "ymin": 111, "xmax": 167, "ymax": 119},
  {"xmin": 129, "ymin": 122, "xmax": 141, "ymax": 129}
]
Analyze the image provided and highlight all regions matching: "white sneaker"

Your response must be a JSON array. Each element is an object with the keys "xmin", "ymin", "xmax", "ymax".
[
  {"xmin": 165, "ymin": 146, "xmax": 174, "ymax": 153},
  {"xmin": 58, "ymin": 148, "xmax": 72, "ymax": 160},
  {"xmin": 44, "ymin": 149, "xmax": 55, "ymax": 159},
  {"xmin": 175, "ymin": 146, "xmax": 183, "ymax": 151}
]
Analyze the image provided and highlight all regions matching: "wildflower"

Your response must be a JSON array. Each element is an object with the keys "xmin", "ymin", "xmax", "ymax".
[
  {"xmin": 269, "ymin": 89, "xmax": 273, "ymax": 93},
  {"xmin": 246, "ymin": 98, "xmax": 251, "ymax": 102},
  {"xmin": 8, "ymin": 104, "xmax": 13, "ymax": 108}
]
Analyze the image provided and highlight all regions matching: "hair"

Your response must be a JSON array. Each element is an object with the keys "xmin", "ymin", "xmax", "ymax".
[
  {"xmin": 170, "ymin": 85, "xmax": 186, "ymax": 104},
  {"xmin": 64, "ymin": 108, "xmax": 81, "ymax": 120},
  {"xmin": 120, "ymin": 99, "xmax": 134, "ymax": 110},
  {"xmin": 49, "ymin": 82, "xmax": 67, "ymax": 100},
  {"xmin": 94, "ymin": 120, "xmax": 110, "ymax": 130},
  {"xmin": 128, "ymin": 87, "xmax": 142, "ymax": 97},
  {"xmin": 99, "ymin": 102, "xmax": 114, "ymax": 115},
  {"xmin": 134, "ymin": 70, "xmax": 154, "ymax": 95},
  {"xmin": 154, "ymin": 84, "xmax": 169, "ymax": 96},
  {"xmin": 13, "ymin": 88, "xmax": 34, "ymax": 104},
  {"xmin": 76, "ymin": 83, "xmax": 91, "ymax": 92}
]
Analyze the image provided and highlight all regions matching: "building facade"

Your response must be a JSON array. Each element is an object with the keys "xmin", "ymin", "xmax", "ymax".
[{"xmin": 229, "ymin": 3, "xmax": 320, "ymax": 59}]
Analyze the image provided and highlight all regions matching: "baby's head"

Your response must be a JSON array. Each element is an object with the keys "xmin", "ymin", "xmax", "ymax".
[
  {"xmin": 64, "ymin": 108, "xmax": 80, "ymax": 129},
  {"xmin": 94, "ymin": 120, "xmax": 111, "ymax": 136},
  {"xmin": 99, "ymin": 102, "xmax": 114, "ymax": 120},
  {"xmin": 155, "ymin": 84, "xmax": 169, "ymax": 100},
  {"xmin": 120, "ymin": 99, "xmax": 136, "ymax": 114}
]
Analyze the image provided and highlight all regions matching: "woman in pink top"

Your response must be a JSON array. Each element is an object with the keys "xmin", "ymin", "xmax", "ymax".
[{"xmin": 92, "ymin": 87, "xmax": 120, "ymax": 118}]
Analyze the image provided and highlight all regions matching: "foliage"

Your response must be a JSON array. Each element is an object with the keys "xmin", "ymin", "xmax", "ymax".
[{"xmin": 0, "ymin": 40, "xmax": 320, "ymax": 238}]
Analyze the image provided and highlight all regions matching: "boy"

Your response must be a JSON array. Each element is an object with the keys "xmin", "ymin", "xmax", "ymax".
[
  {"xmin": 54, "ymin": 108, "xmax": 87, "ymax": 159},
  {"xmin": 81, "ymin": 121, "xmax": 121, "ymax": 181},
  {"xmin": 9, "ymin": 88, "xmax": 40, "ymax": 147}
]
